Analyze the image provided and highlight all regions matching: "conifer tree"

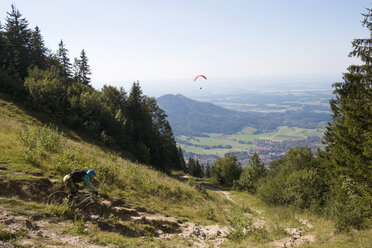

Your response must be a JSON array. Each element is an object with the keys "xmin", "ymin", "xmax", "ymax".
[
  {"xmin": 124, "ymin": 82, "xmax": 153, "ymax": 163},
  {"xmin": 74, "ymin": 49, "xmax": 91, "ymax": 86},
  {"xmin": 143, "ymin": 95, "xmax": 178, "ymax": 170},
  {"xmin": 187, "ymin": 157, "xmax": 196, "ymax": 175},
  {"xmin": 0, "ymin": 21, "xmax": 5, "ymax": 68},
  {"xmin": 325, "ymin": 8, "xmax": 372, "ymax": 230},
  {"xmin": 205, "ymin": 163, "xmax": 211, "ymax": 178},
  {"xmin": 178, "ymin": 147, "xmax": 187, "ymax": 172},
  {"xmin": 4, "ymin": 4, "xmax": 31, "ymax": 79},
  {"xmin": 193, "ymin": 159, "xmax": 202, "ymax": 178},
  {"xmin": 57, "ymin": 40, "xmax": 72, "ymax": 77},
  {"xmin": 30, "ymin": 26, "xmax": 47, "ymax": 69}
]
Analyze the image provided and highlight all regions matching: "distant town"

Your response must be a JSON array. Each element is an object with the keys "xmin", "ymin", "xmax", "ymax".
[{"xmin": 183, "ymin": 135, "xmax": 323, "ymax": 166}]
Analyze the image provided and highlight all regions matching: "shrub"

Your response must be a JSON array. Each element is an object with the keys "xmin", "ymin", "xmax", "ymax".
[
  {"xmin": 257, "ymin": 147, "xmax": 328, "ymax": 211},
  {"xmin": 331, "ymin": 177, "xmax": 371, "ymax": 231},
  {"xmin": 24, "ymin": 66, "xmax": 68, "ymax": 113},
  {"xmin": 212, "ymin": 154, "xmax": 242, "ymax": 186},
  {"xmin": 19, "ymin": 125, "xmax": 64, "ymax": 164},
  {"xmin": 234, "ymin": 153, "xmax": 267, "ymax": 193}
]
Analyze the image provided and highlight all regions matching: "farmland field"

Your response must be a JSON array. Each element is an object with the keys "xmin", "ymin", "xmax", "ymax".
[{"xmin": 177, "ymin": 126, "xmax": 326, "ymax": 157}]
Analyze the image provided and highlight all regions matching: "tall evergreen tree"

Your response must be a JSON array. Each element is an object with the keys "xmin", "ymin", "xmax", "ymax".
[
  {"xmin": 0, "ymin": 21, "xmax": 5, "ymax": 68},
  {"xmin": 124, "ymin": 82, "xmax": 152, "ymax": 163},
  {"xmin": 178, "ymin": 147, "xmax": 187, "ymax": 172},
  {"xmin": 325, "ymin": 8, "xmax": 372, "ymax": 230},
  {"xmin": 74, "ymin": 49, "xmax": 91, "ymax": 86},
  {"xmin": 187, "ymin": 157, "xmax": 196, "ymax": 175},
  {"xmin": 57, "ymin": 40, "xmax": 72, "ymax": 77},
  {"xmin": 195, "ymin": 159, "xmax": 203, "ymax": 178},
  {"xmin": 30, "ymin": 26, "xmax": 47, "ymax": 69},
  {"xmin": 4, "ymin": 4, "xmax": 31, "ymax": 79},
  {"xmin": 205, "ymin": 163, "xmax": 211, "ymax": 178}
]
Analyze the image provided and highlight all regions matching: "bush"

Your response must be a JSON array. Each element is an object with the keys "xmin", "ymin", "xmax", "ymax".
[
  {"xmin": 19, "ymin": 125, "xmax": 65, "ymax": 164},
  {"xmin": 331, "ymin": 177, "xmax": 371, "ymax": 231},
  {"xmin": 257, "ymin": 147, "xmax": 328, "ymax": 211},
  {"xmin": 24, "ymin": 66, "xmax": 68, "ymax": 113},
  {"xmin": 234, "ymin": 153, "xmax": 267, "ymax": 193},
  {"xmin": 212, "ymin": 154, "xmax": 242, "ymax": 186}
]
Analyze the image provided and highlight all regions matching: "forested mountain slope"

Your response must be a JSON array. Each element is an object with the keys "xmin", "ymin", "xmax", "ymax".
[{"xmin": 157, "ymin": 94, "xmax": 330, "ymax": 136}]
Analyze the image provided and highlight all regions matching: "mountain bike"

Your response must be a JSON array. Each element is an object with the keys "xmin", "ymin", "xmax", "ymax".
[{"xmin": 48, "ymin": 191, "xmax": 103, "ymax": 220}]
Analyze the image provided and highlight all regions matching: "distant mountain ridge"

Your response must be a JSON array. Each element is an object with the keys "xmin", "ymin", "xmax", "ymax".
[{"xmin": 156, "ymin": 94, "xmax": 331, "ymax": 136}]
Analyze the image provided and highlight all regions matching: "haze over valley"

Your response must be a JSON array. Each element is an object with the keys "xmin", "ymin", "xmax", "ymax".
[{"xmin": 157, "ymin": 89, "xmax": 331, "ymax": 165}]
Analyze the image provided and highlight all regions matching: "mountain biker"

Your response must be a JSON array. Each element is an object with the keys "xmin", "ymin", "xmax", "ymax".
[{"xmin": 63, "ymin": 169, "xmax": 97, "ymax": 196}]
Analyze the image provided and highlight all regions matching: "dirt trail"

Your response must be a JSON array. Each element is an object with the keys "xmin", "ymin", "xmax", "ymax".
[
  {"xmin": 0, "ymin": 176, "xmax": 230, "ymax": 247},
  {"xmin": 0, "ymin": 207, "xmax": 114, "ymax": 248},
  {"xmin": 102, "ymin": 200, "xmax": 229, "ymax": 247},
  {"xmin": 0, "ymin": 174, "xmax": 316, "ymax": 248},
  {"xmin": 268, "ymin": 227, "xmax": 315, "ymax": 248}
]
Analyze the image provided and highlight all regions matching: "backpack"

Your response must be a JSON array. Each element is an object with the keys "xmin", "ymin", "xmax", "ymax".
[{"xmin": 69, "ymin": 169, "xmax": 87, "ymax": 183}]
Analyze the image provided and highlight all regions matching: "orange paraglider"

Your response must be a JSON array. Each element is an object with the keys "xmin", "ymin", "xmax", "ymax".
[{"xmin": 194, "ymin": 75, "xmax": 207, "ymax": 89}]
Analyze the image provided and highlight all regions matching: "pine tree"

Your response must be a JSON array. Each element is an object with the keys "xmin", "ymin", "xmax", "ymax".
[
  {"xmin": 57, "ymin": 40, "xmax": 72, "ymax": 77},
  {"xmin": 0, "ymin": 21, "xmax": 5, "ymax": 69},
  {"xmin": 178, "ymin": 147, "xmax": 187, "ymax": 172},
  {"xmin": 324, "ymin": 8, "xmax": 372, "ymax": 230},
  {"xmin": 205, "ymin": 163, "xmax": 211, "ymax": 178},
  {"xmin": 187, "ymin": 157, "xmax": 196, "ymax": 175},
  {"xmin": 30, "ymin": 26, "xmax": 47, "ymax": 69},
  {"xmin": 124, "ymin": 82, "xmax": 153, "ymax": 163},
  {"xmin": 4, "ymin": 4, "xmax": 31, "ymax": 79},
  {"xmin": 74, "ymin": 49, "xmax": 91, "ymax": 86},
  {"xmin": 125, "ymin": 82, "xmax": 145, "ymax": 141},
  {"xmin": 195, "ymin": 159, "xmax": 203, "ymax": 178}
]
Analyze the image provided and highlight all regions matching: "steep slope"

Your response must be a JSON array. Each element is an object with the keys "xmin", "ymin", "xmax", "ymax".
[{"xmin": 157, "ymin": 94, "xmax": 268, "ymax": 136}]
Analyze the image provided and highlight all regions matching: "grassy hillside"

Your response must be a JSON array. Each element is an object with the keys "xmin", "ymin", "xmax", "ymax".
[{"xmin": 0, "ymin": 93, "xmax": 370, "ymax": 247}]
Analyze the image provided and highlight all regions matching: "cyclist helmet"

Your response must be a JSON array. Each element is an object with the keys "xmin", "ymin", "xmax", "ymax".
[{"xmin": 87, "ymin": 169, "xmax": 96, "ymax": 176}]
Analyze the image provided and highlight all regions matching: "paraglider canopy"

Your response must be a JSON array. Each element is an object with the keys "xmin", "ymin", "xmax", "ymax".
[
  {"xmin": 194, "ymin": 75, "xmax": 206, "ymax": 89},
  {"xmin": 194, "ymin": 75, "xmax": 207, "ymax": 81}
]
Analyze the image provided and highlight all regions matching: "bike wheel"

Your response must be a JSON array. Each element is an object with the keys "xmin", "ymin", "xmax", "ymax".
[
  {"xmin": 48, "ymin": 191, "xmax": 68, "ymax": 205},
  {"xmin": 83, "ymin": 202, "xmax": 103, "ymax": 220}
]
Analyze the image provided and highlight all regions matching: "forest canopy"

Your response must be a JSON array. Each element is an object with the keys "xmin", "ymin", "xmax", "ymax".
[{"xmin": 0, "ymin": 4, "xmax": 182, "ymax": 172}]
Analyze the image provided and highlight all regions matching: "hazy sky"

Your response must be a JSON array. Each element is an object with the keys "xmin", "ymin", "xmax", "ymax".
[{"xmin": 0, "ymin": 0, "xmax": 370, "ymax": 96}]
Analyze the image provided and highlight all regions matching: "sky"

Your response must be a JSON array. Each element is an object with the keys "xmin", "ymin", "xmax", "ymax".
[{"xmin": 0, "ymin": 0, "xmax": 371, "ymax": 97}]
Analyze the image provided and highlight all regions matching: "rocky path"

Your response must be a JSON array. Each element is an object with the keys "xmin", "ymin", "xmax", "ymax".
[
  {"xmin": 0, "ymin": 174, "xmax": 316, "ymax": 248},
  {"xmin": 0, "ymin": 174, "xmax": 230, "ymax": 247},
  {"xmin": 0, "ymin": 207, "xmax": 113, "ymax": 248},
  {"xmin": 103, "ymin": 201, "xmax": 229, "ymax": 247}
]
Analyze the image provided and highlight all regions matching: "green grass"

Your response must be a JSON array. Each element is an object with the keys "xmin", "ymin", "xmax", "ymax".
[
  {"xmin": 1, "ymin": 94, "xmax": 370, "ymax": 248},
  {"xmin": 220, "ymin": 191, "xmax": 372, "ymax": 248},
  {"xmin": 0, "ymin": 95, "xmax": 231, "ymax": 226}
]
